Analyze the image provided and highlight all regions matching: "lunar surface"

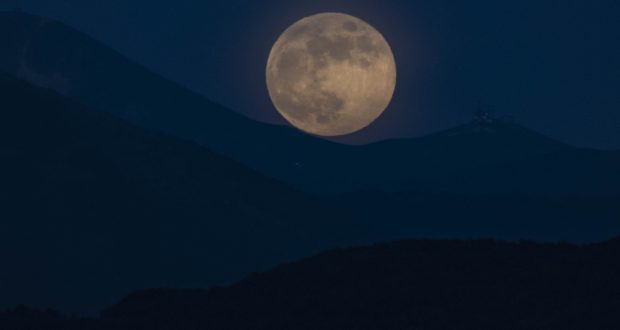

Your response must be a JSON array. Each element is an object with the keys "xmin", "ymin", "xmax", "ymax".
[{"xmin": 266, "ymin": 13, "xmax": 397, "ymax": 136}]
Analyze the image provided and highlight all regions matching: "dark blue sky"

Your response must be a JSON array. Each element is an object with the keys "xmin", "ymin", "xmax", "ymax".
[{"xmin": 2, "ymin": 0, "xmax": 619, "ymax": 148}]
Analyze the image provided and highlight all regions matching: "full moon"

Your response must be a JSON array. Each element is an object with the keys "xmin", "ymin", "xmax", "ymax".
[{"xmin": 266, "ymin": 13, "xmax": 397, "ymax": 136}]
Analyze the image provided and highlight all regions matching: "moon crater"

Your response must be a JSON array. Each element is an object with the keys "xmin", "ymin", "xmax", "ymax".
[{"xmin": 267, "ymin": 13, "xmax": 397, "ymax": 136}]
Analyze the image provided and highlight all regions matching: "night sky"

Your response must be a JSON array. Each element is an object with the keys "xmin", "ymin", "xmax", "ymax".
[{"xmin": 2, "ymin": 0, "xmax": 619, "ymax": 148}]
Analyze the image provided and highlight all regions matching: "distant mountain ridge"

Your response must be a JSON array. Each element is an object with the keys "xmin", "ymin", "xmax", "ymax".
[
  {"xmin": 0, "ymin": 10, "xmax": 589, "ymax": 193},
  {"xmin": 2, "ymin": 237, "xmax": 620, "ymax": 329}
]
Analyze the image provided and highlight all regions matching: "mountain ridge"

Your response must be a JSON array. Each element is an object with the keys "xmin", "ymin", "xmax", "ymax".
[{"xmin": 0, "ymin": 10, "xmax": 582, "ymax": 193}]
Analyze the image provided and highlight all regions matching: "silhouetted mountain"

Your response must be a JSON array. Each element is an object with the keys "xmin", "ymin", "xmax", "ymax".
[
  {"xmin": 3, "ymin": 237, "xmax": 620, "ymax": 329},
  {"xmin": 2, "ymin": 73, "xmax": 616, "ymax": 314},
  {"xmin": 334, "ymin": 192, "xmax": 620, "ymax": 244},
  {"xmin": 0, "ymin": 10, "xmax": 589, "ymax": 193},
  {"xmin": 0, "ymin": 73, "xmax": 363, "ymax": 313},
  {"xmin": 424, "ymin": 148, "xmax": 620, "ymax": 195},
  {"xmin": 334, "ymin": 141, "xmax": 620, "ymax": 243}
]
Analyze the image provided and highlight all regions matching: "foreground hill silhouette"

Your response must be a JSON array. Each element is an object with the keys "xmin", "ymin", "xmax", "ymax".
[
  {"xmin": 2, "ymin": 237, "xmax": 620, "ymax": 330},
  {"xmin": 1, "ymin": 10, "xmax": 595, "ymax": 193},
  {"xmin": 0, "ymin": 73, "xmax": 362, "ymax": 313}
]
